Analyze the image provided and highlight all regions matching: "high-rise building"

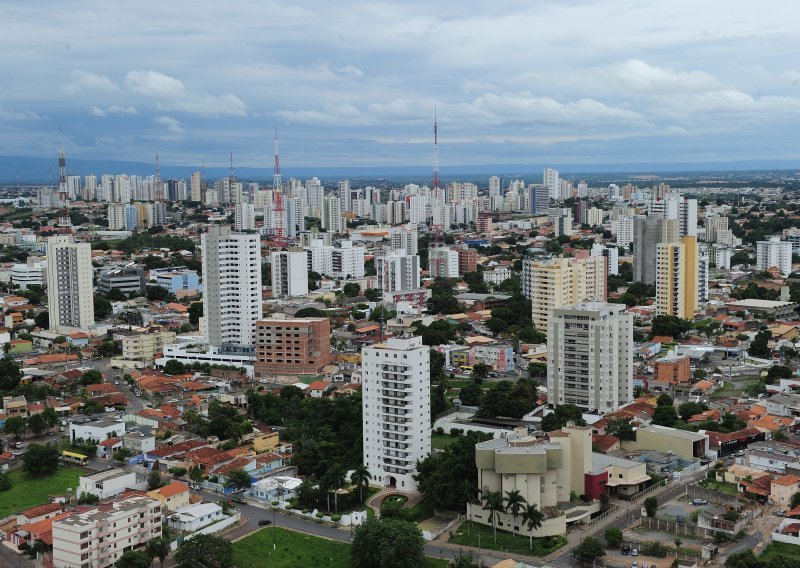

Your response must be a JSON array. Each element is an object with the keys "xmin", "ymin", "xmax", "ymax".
[
  {"xmin": 428, "ymin": 247, "xmax": 459, "ymax": 278},
  {"xmin": 529, "ymin": 185, "xmax": 550, "ymax": 215},
  {"xmin": 376, "ymin": 249, "xmax": 421, "ymax": 292},
  {"xmin": 362, "ymin": 336, "xmax": 430, "ymax": 492},
  {"xmin": 305, "ymin": 239, "xmax": 365, "ymax": 278},
  {"xmin": 107, "ymin": 203, "xmax": 126, "ymax": 230},
  {"xmin": 201, "ymin": 226, "xmax": 262, "ymax": 347},
  {"xmin": 409, "ymin": 195, "xmax": 427, "ymax": 225},
  {"xmin": 757, "ymin": 236, "xmax": 793, "ymax": 277},
  {"xmin": 456, "ymin": 246, "xmax": 478, "ymax": 275},
  {"xmin": 46, "ymin": 235, "xmax": 94, "ymax": 332},
  {"xmin": 665, "ymin": 194, "xmax": 698, "ymax": 237},
  {"xmin": 270, "ymin": 251, "xmax": 308, "ymax": 297},
  {"xmin": 547, "ymin": 302, "xmax": 633, "ymax": 413},
  {"xmin": 234, "ymin": 202, "xmax": 256, "ymax": 231},
  {"xmin": 633, "ymin": 216, "xmax": 679, "ymax": 284},
  {"xmin": 522, "ymin": 256, "xmax": 606, "ymax": 331},
  {"xmin": 591, "ymin": 242, "xmax": 619, "ymax": 276},
  {"xmin": 614, "ymin": 215, "xmax": 634, "ymax": 250},
  {"xmin": 321, "ymin": 195, "xmax": 342, "ymax": 233},
  {"xmin": 489, "ymin": 176, "xmax": 501, "ymax": 197},
  {"xmin": 548, "ymin": 207, "xmax": 573, "ymax": 237},
  {"xmin": 543, "ymin": 168, "xmax": 560, "ymax": 200},
  {"xmin": 254, "ymin": 316, "xmax": 332, "ymax": 377},
  {"xmin": 656, "ymin": 236, "xmax": 699, "ymax": 319},
  {"xmin": 389, "ymin": 225, "xmax": 418, "ymax": 256},
  {"xmin": 190, "ymin": 171, "xmax": 202, "ymax": 202},
  {"xmin": 704, "ymin": 215, "xmax": 728, "ymax": 244}
]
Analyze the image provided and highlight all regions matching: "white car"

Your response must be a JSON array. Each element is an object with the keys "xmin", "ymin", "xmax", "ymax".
[
  {"xmin": 631, "ymin": 548, "xmax": 638, "ymax": 557},
  {"xmin": 168, "ymin": 399, "xmax": 179, "ymax": 404}
]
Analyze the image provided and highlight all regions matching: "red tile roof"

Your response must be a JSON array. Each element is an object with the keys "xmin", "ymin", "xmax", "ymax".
[{"xmin": 18, "ymin": 503, "xmax": 62, "ymax": 520}]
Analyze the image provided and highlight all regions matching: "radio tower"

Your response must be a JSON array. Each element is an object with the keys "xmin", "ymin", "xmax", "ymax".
[
  {"xmin": 155, "ymin": 154, "xmax": 163, "ymax": 201},
  {"xmin": 272, "ymin": 128, "xmax": 285, "ymax": 247},
  {"xmin": 428, "ymin": 109, "xmax": 445, "ymax": 277},
  {"xmin": 56, "ymin": 128, "xmax": 72, "ymax": 229}
]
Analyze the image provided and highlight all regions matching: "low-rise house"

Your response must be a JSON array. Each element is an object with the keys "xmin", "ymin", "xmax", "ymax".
[
  {"xmin": 166, "ymin": 502, "xmax": 223, "ymax": 532},
  {"xmin": 250, "ymin": 476, "xmax": 302, "ymax": 502},
  {"xmin": 97, "ymin": 437, "xmax": 123, "ymax": 459},
  {"xmin": 147, "ymin": 481, "xmax": 191, "ymax": 512},
  {"xmin": 78, "ymin": 468, "xmax": 144, "ymax": 500},
  {"xmin": 16, "ymin": 503, "xmax": 64, "ymax": 527},
  {"xmin": 698, "ymin": 505, "xmax": 749, "ymax": 537},
  {"xmin": 123, "ymin": 428, "xmax": 156, "ymax": 455},
  {"xmin": 69, "ymin": 417, "xmax": 125, "ymax": 444},
  {"xmin": 745, "ymin": 441, "xmax": 800, "ymax": 474},
  {"xmin": 771, "ymin": 474, "xmax": 800, "ymax": 507},
  {"xmin": 252, "ymin": 427, "xmax": 281, "ymax": 453},
  {"xmin": 10, "ymin": 511, "xmax": 73, "ymax": 548}
]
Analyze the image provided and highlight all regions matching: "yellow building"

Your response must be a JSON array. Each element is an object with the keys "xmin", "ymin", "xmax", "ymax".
[
  {"xmin": 146, "ymin": 481, "xmax": 191, "ymax": 512},
  {"xmin": 523, "ymin": 257, "xmax": 606, "ymax": 331},
  {"xmin": 121, "ymin": 330, "xmax": 176, "ymax": 362},
  {"xmin": 656, "ymin": 236, "xmax": 698, "ymax": 319},
  {"xmin": 253, "ymin": 428, "xmax": 281, "ymax": 453}
]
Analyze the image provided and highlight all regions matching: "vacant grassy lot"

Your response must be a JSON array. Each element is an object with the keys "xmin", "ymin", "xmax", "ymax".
[
  {"xmin": 0, "ymin": 467, "xmax": 83, "ymax": 518},
  {"xmin": 449, "ymin": 520, "xmax": 566, "ymax": 556},
  {"xmin": 431, "ymin": 433, "xmax": 460, "ymax": 450},
  {"xmin": 234, "ymin": 527, "xmax": 449, "ymax": 567}
]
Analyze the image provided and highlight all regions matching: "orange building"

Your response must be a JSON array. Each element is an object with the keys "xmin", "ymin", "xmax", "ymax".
[
  {"xmin": 254, "ymin": 317, "xmax": 333, "ymax": 377},
  {"xmin": 457, "ymin": 247, "xmax": 478, "ymax": 275},
  {"xmin": 653, "ymin": 355, "xmax": 691, "ymax": 385}
]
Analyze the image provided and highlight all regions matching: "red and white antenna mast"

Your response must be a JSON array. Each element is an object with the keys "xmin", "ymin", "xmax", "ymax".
[{"xmin": 272, "ymin": 128, "xmax": 285, "ymax": 247}]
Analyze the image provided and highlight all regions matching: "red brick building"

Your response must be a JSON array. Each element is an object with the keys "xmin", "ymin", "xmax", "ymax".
[
  {"xmin": 254, "ymin": 317, "xmax": 333, "ymax": 377},
  {"xmin": 457, "ymin": 247, "xmax": 478, "ymax": 275}
]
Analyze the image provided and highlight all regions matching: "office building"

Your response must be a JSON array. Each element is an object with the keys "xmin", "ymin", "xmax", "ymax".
[
  {"xmin": 97, "ymin": 266, "xmax": 146, "ymax": 295},
  {"xmin": 523, "ymin": 256, "xmax": 606, "ymax": 331},
  {"xmin": 201, "ymin": 226, "xmax": 262, "ymax": 347},
  {"xmin": 234, "ymin": 202, "xmax": 256, "ymax": 231},
  {"xmin": 757, "ymin": 236, "xmax": 793, "ymax": 277},
  {"xmin": 547, "ymin": 302, "xmax": 633, "ymax": 413},
  {"xmin": 656, "ymin": 236, "xmax": 699, "ymax": 319},
  {"xmin": 362, "ymin": 336, "xmax": 430, "ymax": 492},
  {"xmin": 633, "ymin": 216, "xmax": 679, "ymax": 284},
  {"xmin": 321, "ymin": 195, "xmax": 342, "ymax": 233},
  {"xmin": 152, "ymin": 267, "xmax": 201, "ymax": 295},
  {"xmin": 543, "ymin": 168, "xmax": 560, "ymax": 200},
  {"xmin": 428, "ymin": 247, "xmax": 459, "ymax": 278},
  {"xmin": 52, "ymin": 496, "xmax": 162, "ymax": 568},
  {"xmin": 270, "ymin": 250, "xmax": 309, "ymax": 297},
  {"xmin": 376, "ymin": 249, "xmax": 421, "ymax": 292},
  {"xmin": 46, "ymin": 236, "xmax": 94, "ymax": 332},
  {"xmin": 254, "ymin": 315, "xmax": 332, "ymax": 377}
]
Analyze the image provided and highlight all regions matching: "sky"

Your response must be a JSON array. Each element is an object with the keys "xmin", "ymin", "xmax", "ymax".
[{"xmin": 3, "ymin": 0, "xmax": 800, "ymax": 170}]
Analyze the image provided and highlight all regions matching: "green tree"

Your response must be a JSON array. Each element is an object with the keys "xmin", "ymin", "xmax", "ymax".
[
  {"xmin": 766, "ymin": 365, "xmax": 793, "ymax": 384},
  {"xmin": 605, "ymin": 418, "xmax": 636, "ymax": 441},
  {"xmin": 351, "ymin": 464, "xmax": 372, "ymax": 503},
  {"xmin": 724, "ymin": 550, "xmax": 761, "ymax": 568},
  {"xmin": 28, "ymin": 413, "xmax": 46, "ymax": 437},
  {"xmin": 380, "ymin": 498, "xmax": 410, "ymax": 521},
  {"xmin": 503, "ymin": 489, "xmax": 526, "ymax": 538},
  {"xmin": 3, "ymin": 415, "xmax": 26, "ymax": 440},
  {"xmin": 521, "ymin": 503, "xmax": 544, "ymax": 551},
  {"xmin": 0, "ymin": 471, "xmax": 11, "ymax": 491},
  {"xmin": 364, "ymin": 288, "xmax": 381, "ymax": 302},
  {"xmin": 188, "ymin": 302, "xmax": 203, "ymax": 326},
  {"xmin": 342, "ymin": 282, "xmax": 361, "ymax": 297},
  {"xmin": 163, "ymin": 359, "xmax": 186, "ymax": 375},
  {"xmin": 93, "ymin": 295, "xmax": 113, "ymax": 319},
  {"xmin": 34, "ymin": 310, "xmax": 49, "ymax": 329},
  {"xmin": 80, "ymin": 369, "xmax": 104, "ymax": 385},
  {"xmin": 148, "ymin": 470, "xmax": 164, "ymax": 490},
  {"xmin": 458, "ymin": 380, "xmax": 482, "ymax": 406},
  {"xmin": 226, "ymin": 469, "xmax": 251, "ymax": 490},
  {"xmin": 541, "ymin": 404, "xmax": 586, "ymax": 432},
  {"xmin": 350, "ymin": 517, "xmax": 425, "ymax": 568},
  {"xmin": 604, "ymin": 527, "xmax": 623, "ymax": 548},
  {"xmin": 189, "ymin": 466, "xmax": 203, "ymax": 484},
  {"xmin": 115, "ymin": 550, "xmax": 153, "ymax": 568},
  {"xmin": 652, "ymin": 405, "xmax": 679, "ymax": 427},
  {"xmin": 0, "ymin": 358, "xmax": 23, "ymax": 392},
  {"xmin": 146, "ymin": 537, "xmax": 171, "ymax": 568},
  {"xmin": 656, "ymin": 393, "xmax": 674, "ymax": 407},
  {"xmin": 105, "ymin": 287, "xmax": 127, "ymax": 302},
  {"xmin": 643, "ymin": 496, "xmax": 658, "ymax": 518},
  {"xmin": 574, "ymin": 537, "xmax": 606, "ymax": 563},
  {"xmin": 749, "ymin": 330, "xmax": 772, "ymax": 358},
  {"xmin": 449, "ymin": 552, "xmax": 476, "ymax": 568},
  {"xmin": 678, "ymin": 401, "xmax": 705, "ymax": 421},
  {"xmin": 21, "ymin": 443, "xmax": 59, "ymax": 476},
  {"xmin": 77, "ymin": 492, "xmax": 100, "ymax": 504},
  {"xmin": 175, "ymin": 534, "xmax": 232, "ymax": 568},
  {"xmin": 482, "ymin": 490, "xmax": 505, "ymax": 544},
  {"xmin": 527, "ymin": 362, "xmax": 547, "ymax": 380}
]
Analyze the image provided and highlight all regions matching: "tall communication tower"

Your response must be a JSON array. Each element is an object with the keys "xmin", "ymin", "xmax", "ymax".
[
  {"xmin": 155, "ymin": 154, "xmax": 163, "ymax": 201},
  {"xmin": 272, "ymin": 128, "xmax": 285, "ymax": 247},
  {"xmin": 428, "ymin": 109, "xmax": 445, "ymax": 277},
  {"xmin": 57, "ymin": 128, "xmax": 68, "ymax": 203}
]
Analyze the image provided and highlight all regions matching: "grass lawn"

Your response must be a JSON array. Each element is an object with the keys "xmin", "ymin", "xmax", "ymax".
[
  {"xmin": 760, "ymin": 541, "xmax": 798, "ymax": 563},
  {"xmin": 449, "ymin": 520, "xmax": 566, "ymax": 556},
  {"xmin": 697, "ymin": 479, "xmax": 738, "ymax": 495},
  {"xmin": 407, "ymin": 499, "xmax": 435, "ymax": 522},
  {"xmin": 233, "ymin": 527, "xmax": 447, "ymax": 568},
  {"xmin": 432, "ymin": 434, "xmax": 459, "ymax": 450},
  {"xmin": 0, "ymin": 466, "xmax": 84, "ymax": 518}
]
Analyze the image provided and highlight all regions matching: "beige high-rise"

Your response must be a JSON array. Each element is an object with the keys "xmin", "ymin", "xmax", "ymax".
[
  {"xmin": 46, "ymin": 235, "xmax": 94, "ymax": 332},
  {"xmin": 523, "ymin": 256, "xmax": 606, "ymax": 331},
  {"xmin": 656, "ymin": 236, "xmax": 699, "ymax": 319}
]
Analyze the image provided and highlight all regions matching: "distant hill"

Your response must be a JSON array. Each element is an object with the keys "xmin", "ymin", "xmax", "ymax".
[{"xmin": 0, "ymin": 155, "xmax": 799, "ymax": 184}]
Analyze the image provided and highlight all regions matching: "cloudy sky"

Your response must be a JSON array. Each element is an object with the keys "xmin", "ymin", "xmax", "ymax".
[{"xmin": 3, "ymin": 0, "xmax": 800, "ymax": 169}]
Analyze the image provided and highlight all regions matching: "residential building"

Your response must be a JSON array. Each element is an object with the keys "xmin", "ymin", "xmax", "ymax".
[
  {"xmin": 633, "ymin": 216, "xmax": 679, "ymax": 284},
  {"xmin": 46, "ymin": 235, "xmax": 95, "ymax": 332},
  {"xmin": 705, "ymin": 215, "xmax": 729, "ymax": 243},
  {"xmin": 664, "ymin": 194, "xmax": 698, "ymax": 237},
  {"xmin": 591, "ymin": 242, "xmax": 618, "ymax": 276},
  {"xmin": 234, "ymin": 202, "xmax": 256, "ymax": 231},
  {"xmin": 122, "ymin": 428, "xmax": 156, "ymax": 455},
  {"xmin": 97, "ymin": 266, "xmax": 146, "ymax": 295},
  {"xmin": 523, "ymin": 256, "xmax": 606, "ymax": 331},
  {"xmin": 362, "ymin": 336, "xmax": 430, "ymax": 492},
  {"xmin": 614, "ymin": 215, "xmax": 634, "ymax": 249},
  {"xmin": 428, "ymin": 247, "xmax": 459, "ymax": 278},
  {"xmin": 483, "ymin": 267, "xmax": 513, "ymax": 286},
  {"xmin": 757, "ymin": 236, "xmax": 793, "ymax": 277},
  {"xmin": 254, "ymin": 315, "xmax": 333, "ymax": 377},
  {"xmin": 70, "ymin": 417, "xmax": 125, "ymax": 444},
  {"xmin": 146, "ymin": 481, "xmax": 193, "ymax": 512},
  {"xmin": 270, "ymin": 250, "xmax": 309, "ymax": 297},
  {"xmin": 529, "ymin": 184, "xmax": 550, "ymax": 215},
  {"xmin": 653, "ymin": 354, "xmax": 691, "ymax": 388},
  {"xmin": 656, "ymin": 236, "xmax": 699, "ymax": 319},
  {"xmin": 375, "ymin": 249, "xmax": 420, "ymax": 292},
  {"xmin": 547, "ymin": 302, "xmax": 633, "ymax": 413},
  {"xmin": 78, "ymin": 469, "xmax": 142, "ymax": 500},
  {"xmin": 457, "ymin": 247, "xmax": 478, "ymax": 275},
  {"xmin": 11, "ymin": 257, "xmax": 46, "ymax": 290},
  {"xmin": 167, "ymin": 502, "xmax": 224, "ymax": 532},
  {"xmin": 305, "ymin": 239, "xmax": 365, "ymax": 279},
  {"xmin": 389, "ymin": 225, "xmax": 418, "ymax": 255},
  {"xmin": 543, "ymin": 168, "xmax": 559, "ymax": 199},
  {"xmin": 321, "ymin": 195, "xmax": 342, "ymax": 233},
  {"xmin": 121, "ymin": 330, "xmax": 176, "ymax": 362},
  {"xmin": 52, "ymin": 496, "xmax": 162, "ymax": 568},
  {"xmin": 201, "ymin": 226, "xmax": 262, "ymax": 347},
  {"xmin": 152, "ymin": 268, "xmax": 201, "ymax": 295}
]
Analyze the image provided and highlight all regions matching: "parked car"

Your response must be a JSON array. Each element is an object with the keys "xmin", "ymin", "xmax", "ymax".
[
  {"xmin": 621, "ymin": 545, "xmax": 630, "ymax": 555},
  {"xmin": 677, "ymin": 515, "xmax": 685, "ymax": 523},
  {"xmin": 168, "ymin": 399, "xmax": 178, "ymax": 404},
  {"xmin": 631, "ymin": 548, "xmax": 639, "ymax": 557},
  {"xmin": 258, "ymin": 519, "xmax": 272, "ymax": 526},
  {"xmin": 775, "ymin": 510, "xmax": 786, "ymax": 517},
  {"xmin": 692, "ymin": 498, "xmax": 708, "ymax": 505},
  {"xmin": 13, "ymin": 442, "xmax": 24, "ymax": 449}
]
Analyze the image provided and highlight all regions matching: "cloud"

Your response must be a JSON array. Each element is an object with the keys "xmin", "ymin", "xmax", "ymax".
[
  {"xmin": 153, "ymin": 116, "xmax": 184, "ymax": 140},
  {"xmin": 0, "ymin": 108, "xmax": 44, "ymax": 120},
  {"xmin": 605, "ymin": 59, "xmax": 720, "ymax": 93},
  {"xmin": 126, "ymin": 70, "xmax": 186, "ymax": 98},
  {"xmin": 64, "ymin": 70, "xmax": 118, "ymax": 95},
  {"xmin": 160, "ymin": 94, "xmax": 246, "ymax": 117},
  {"xmin": 90, "ymin": 105, "xmax": 137, "ymax": 116},
  {"xmin": 340, "ymin": 65, "xmax": 364, "ymax": 77}
]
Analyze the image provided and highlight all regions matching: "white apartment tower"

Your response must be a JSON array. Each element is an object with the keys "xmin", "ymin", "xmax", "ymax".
[
  {"xmin": 270, "ymin": 251, "xmax": 309, "ymax": 298},
  {"xmin": 190, "ymin": 171, "xmax": 202, "ymax": 202},
  {"xmin": 376, "ymin": 249, "xmax": 421, "ymax": 292},
  {"xmin": 46, "ymin": 236, "xmax": 95, "ymax": 332},
  {"xmin": 428, "ymin": 247, "xmax": 459, "ymax": 278},
  {"xmin": 547, "ymin": 302, "xmax": 633, "ymax": 413},
  {"xmin": 234, "ymin": 202, "xmax": 256, "ymax": 231},
  {"xmin": 543, "ymin": 168, "xmax": 560, "ymax": 200},
  {"xmin": 362, "ymin": 336, "xmax": 430, "ymax": 492},
  {"xmin": 201, "ymin": 226, "xmax": 262, "ymax": 347},
  {"xmin": 757, "ymin": 236, "xmax": 793, "ymax": 277},
  {"xmin": 321, "ymin": 195, "xmax": 342, "ymax": 233}
]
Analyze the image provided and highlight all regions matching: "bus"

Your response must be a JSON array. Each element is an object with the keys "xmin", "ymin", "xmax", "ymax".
[
  {"xmin": 459, "ymin": 365, "xmax": 473, "ymax": 373},
  {"xmin": 61, "ymin": 451, "xmax": 88, "ymax": 466}
]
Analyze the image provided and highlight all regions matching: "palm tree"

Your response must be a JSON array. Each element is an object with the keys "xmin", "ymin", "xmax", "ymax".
[
  {"xmin": 146, "ymin": 537, "xmax": 170, "ymax": 568},
  {"xmin": 481, "ymin": 490, "xmax": 504, "ymax": 545},
  {"xmin": 503, "ymin": 489, "xmax": 526, "ymax": 538},
  {"xmin": 674, "ymin": 537, "xmax": 682, "ymax": 558},
  {"xmin": 521, "ymin": 503, "xmax": 545, "ymax": 551},
  {"xmin": 350, "ymin": 464, "xmax": 372, "ymax": 503}
]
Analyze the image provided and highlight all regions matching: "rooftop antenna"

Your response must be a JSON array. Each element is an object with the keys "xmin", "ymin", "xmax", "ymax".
[{"xmin": 273, "ymin": 128, "xmax": 282, "ymax": 191}]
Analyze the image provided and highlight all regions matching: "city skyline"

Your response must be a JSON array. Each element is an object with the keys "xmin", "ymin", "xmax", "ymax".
[{"xmin": 4, "ymin": 2, "xmax": 800, "ymax": 169}]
